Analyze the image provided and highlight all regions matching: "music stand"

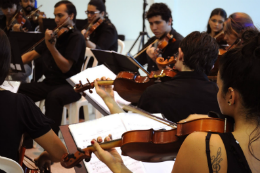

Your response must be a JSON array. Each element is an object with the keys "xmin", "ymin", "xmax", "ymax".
[
  {"xmin": 8, "ymin": 32, "xmax": 44, "ymax": 73},
  {"xmin": 91, "ymin": 49, "xmax": 139, "ymax": 74},
  {"xmin": 42, "ymin": 18, "xmax": 88, "ymax": 31}
]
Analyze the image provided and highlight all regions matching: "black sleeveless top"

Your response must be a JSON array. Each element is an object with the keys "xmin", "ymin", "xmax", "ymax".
[{"xmin": 206, "ymin": 132, "xmax": 252, "ymax": 173}]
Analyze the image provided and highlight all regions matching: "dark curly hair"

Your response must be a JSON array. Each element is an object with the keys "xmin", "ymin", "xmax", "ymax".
[
  {"xmin": 179, "ymin": 31, "xmax": 219, "ymax": 75},
  {"xmin": 0, "ymin": 0, "xmax": 20, "ymax": 9},
  {"xmin": 146, "ymin": 3, "xmax": 172, "ymax": 25},
  {"xmin": 219, "ymin": 29, "xmax": 260, "ymax": 161},
  {"xmin": 206, "ymin": 8, "xmax": 227, "ymax": 35}
]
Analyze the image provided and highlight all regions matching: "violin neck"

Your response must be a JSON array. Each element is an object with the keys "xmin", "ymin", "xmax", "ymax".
[
  {"xmin": 87, "ymin": 139, "xmax": 122, "ymax": 152},
  {"xmin": 97, "ymin": 80, "xmax": 114, "ymax": 86}
]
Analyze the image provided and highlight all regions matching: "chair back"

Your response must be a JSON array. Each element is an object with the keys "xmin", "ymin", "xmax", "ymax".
[
  {"xmin": 0, "ymin": 156, "xmax": 24, "ymax": 173},
  {"xmin": 82, "ymin": 47, "xmax": 98, "ymax": 71},
  {"xmin": 117, "ymin": 39, "xmax": 125, "ymax": 54}
]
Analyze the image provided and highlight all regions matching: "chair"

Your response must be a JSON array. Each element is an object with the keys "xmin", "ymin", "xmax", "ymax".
[
  {"xmin": 117, "ymin": 39, "xmax": 125, "ymax": 54},
  {"xmin": 0, "ymin": 156, "xmax": 23, "ymax": 173}
]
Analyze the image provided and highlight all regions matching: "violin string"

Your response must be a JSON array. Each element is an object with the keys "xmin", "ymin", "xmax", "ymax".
[
  {"xmin": 24, "ymin": 155, "xmax": 38, "ymax": 169},
  {"xmin": 122, "ymin": 105, "xmax": 177, "ymax": 128}
]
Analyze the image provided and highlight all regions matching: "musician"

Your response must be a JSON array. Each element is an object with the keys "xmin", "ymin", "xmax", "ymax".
[
  {"xmin": 0, "ymin": 0, "xmax": 32, "ymax": 33},
  {"xmin": 89, "ymin": 30, "xmax": 260, "ymax": 173},
  {"xmin": 206, "ymin": 8, "xmax": 227, "ymax": 38},
  {"xmin": 20, "ymin": 0, "xmax": 46, "ymax": 32},
  {"xmin": 223, "ymin": 12, "xmax": 257, "ymax": 47},
  {"xmin": 0, "ymin": 28, "xmax": 67, "ymax": 173},
  {"xmin": 19, "ymin": 0, "xmax": 86, "ymax": 140},
  {"xmin": 81, "ymin": 0, "xmax": 118, "ymax": 51},
  {"xmin": 135, "ymin": 3, "xmax": 183, "ymax": 73}
]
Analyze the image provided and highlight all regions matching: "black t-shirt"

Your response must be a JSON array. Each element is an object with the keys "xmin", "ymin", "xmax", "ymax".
[
  {"xmin": 138, "ymin": 71, "xmax": 221, "ymax": 123},
  {"xmin": 0, "ymin": 14, "xmax": 32, "ymax": 34},
  {"xmin": 135, "ymin": 28, "xmax": 183, "ymax": 72},
  {"xmin": 83, "ymin": 18, "xmax": 118, "ymax": 51},
  {"xmin": 35, "ymin": 26, "xmax": 86, "ymax": 84},
  {"xmin": 0, "ymin": 90, "xmax": 52, "ymax": 164}
]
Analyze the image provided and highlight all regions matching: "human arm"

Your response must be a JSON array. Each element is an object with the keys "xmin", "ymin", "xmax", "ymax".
[
  {"xmin": 22, "ymin": 50, "xmax": 41, "ymax": 64},
  {"xmin": 91, "ymin": 135, "xmax": 132, "ymax": 173},
  {"xmin": 44, "ymin": 29, "xmax": 73, "ymax": 73},
  {"xmin": 172, "ymin": 132, "xmax": 227, "ymax": 173},
  {"xmin": 94, "ymin": 77, "xmax": 124, "ymax": 114},
  {"xmin": 34, "ymin": 129, "xmax": 68, "ymax": 171}
]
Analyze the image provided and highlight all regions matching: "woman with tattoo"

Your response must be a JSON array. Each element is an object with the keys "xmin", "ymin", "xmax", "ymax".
[{"xmin": 90, "ymin": 29, "xmax": 260, "ymax": 173}]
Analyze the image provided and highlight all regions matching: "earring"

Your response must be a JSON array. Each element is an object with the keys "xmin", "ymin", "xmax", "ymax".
[{"xmin": 228, "ymin": 101, "xmax": 231, "ymax": 106}]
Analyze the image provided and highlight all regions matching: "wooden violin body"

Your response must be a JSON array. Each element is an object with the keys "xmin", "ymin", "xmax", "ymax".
[
  {"xmin": 7, "ymin": 10, "xmax": 26, "ymax": 30},
  {"xmin": 75, "ymin": 70, "xmax": 177, "ymax": 103},
  {"xmin": 84, "ymin": 18, "xmax": 103, "ymax": 39},
  {"xmin": 61, "ymin": 117, "xmax": 233, "ymax": 168}
]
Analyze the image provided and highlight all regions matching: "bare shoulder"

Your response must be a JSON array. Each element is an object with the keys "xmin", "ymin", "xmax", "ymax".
[{"xmin": 172, "ymin": 132, "xmax": 227, "ymax": 173}]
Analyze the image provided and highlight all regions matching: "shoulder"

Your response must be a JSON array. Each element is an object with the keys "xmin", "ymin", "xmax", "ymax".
[{"xmin": 172, "ymin": 132, "xmax": 227, "ymax": 173}]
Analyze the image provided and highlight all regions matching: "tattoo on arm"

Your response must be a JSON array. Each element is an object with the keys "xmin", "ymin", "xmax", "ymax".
[{"xmin": 211, "ymin": 147, "xmax": 223, "ymax": 173}]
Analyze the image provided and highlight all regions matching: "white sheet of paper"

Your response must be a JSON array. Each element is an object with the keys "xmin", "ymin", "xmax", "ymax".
[
  {"xmin": 69, "ymin": 113, "xmax": 175, "ymax": 173},
  {"xmin": 0, "ymin": 81, "xmax": 21, "ymax": 93},
  {"xmin": 69, "ymin": 114, "xmax": 146, "ymax": 173},
  {"xmin": 69, "ymin": 65, "xmax": 130, "ymax": 114}
]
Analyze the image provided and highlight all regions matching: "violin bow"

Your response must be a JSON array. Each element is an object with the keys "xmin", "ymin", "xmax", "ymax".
[
  {"xmin": 122, "ymin": 104, "xmax": 177, "ymax": 128},
  {"xmin": 27, "ymin": 4, "xmax": 43, "ymax": 19},
  {"xmin": 22, "ymin": 16, "xmax": 70, "ymax": 55}
]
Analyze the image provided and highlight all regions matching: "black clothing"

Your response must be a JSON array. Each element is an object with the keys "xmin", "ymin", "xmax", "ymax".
[
  {"xmin": 135, "ymin": 28, "xmax": 183, "ymax": 72},
  {"xmin": 83, "ymin": 18, "xmax": 118, "ymax": 51},
  {"xmin": 138, "ymin": 71, "xmax": 220, "ymax": 123},
  {"xmin": 19, "ymin": 27, "xmax": 86, "ymax": 135},
  {"xmin": 0, "ymin": 91, "xmax": 52, "ymax": 164},
  {"xmin": 206, "ymin": 132, "xmax": 252, "ymax": 173},
  {"xmin": 0, "ymin": 14, "xmax": 32, "ymax": 34}
]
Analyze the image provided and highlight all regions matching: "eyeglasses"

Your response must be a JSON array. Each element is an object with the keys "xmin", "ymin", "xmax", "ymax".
[{"xmin": 85, "ymin": 10, "xmax": 100, "ymax": 15}]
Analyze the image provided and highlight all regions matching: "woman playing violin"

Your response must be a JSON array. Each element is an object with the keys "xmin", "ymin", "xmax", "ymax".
[
  {"xmin": 0, "ymin": 0, "xmax": 32, "ymax": 33},
  {"xmin": 90, "ymin": 30, "xmax": 260, "ymax": 173},
  {"xmin": 81, "ymin": 0, "xmax": 118, "ymax": 52},
  {"xmin": 135, "ymin": 3, "xmax": 183, "ymax": 73},
  {"xmin": 206, "ymin": 8, "xmax": 227, "ymax": 38},
  {"xmin": 223, "ymin": 12, "xmax": 257, "ymax": 47}
]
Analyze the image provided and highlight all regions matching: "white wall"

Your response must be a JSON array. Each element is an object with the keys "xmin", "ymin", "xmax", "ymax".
[{"xmin": 38, "ymin": 0, "xmax": 260, "ymax": 39}]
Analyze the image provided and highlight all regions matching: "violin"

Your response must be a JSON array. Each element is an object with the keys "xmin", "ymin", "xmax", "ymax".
[
  {"xmin": 61, "ymin": 106, "xmax": 233, "ymax": 168},
  {"xmin": 7, "ymin": 10, "xmax": 26, "ymax": 31},
  {"xmin": 26, "ymin": 5, "xmax": 46, "ymax": 23},
  {"xmin": 84, "ymin": 18, "xmax": 103, "ymax": 39},
  {"xmin": 214, "ymin": 31, "xmax": 227, "ymax": 45},
  {"xmin": 74, "ymin": 69, "xmax": 177, "ymax": 103},
  {"xmin": 156, "ymin": 55, "xmax": 176, "ymax": 68},
  {"xmin": 48, "ymin": 25, "xmax": 74, "ymax": 43}
]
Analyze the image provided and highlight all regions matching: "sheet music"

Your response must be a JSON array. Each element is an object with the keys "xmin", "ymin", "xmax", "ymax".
[
  {"xmin": 69, "ymin": 113, "xmax": 175, "ymax": 173},
  {"xmin": 69, "ymin": 114, "xmax": 146, "ymax": 173},
  {"xmin": 68, "ymin": 65, "xmax": 130, "ymax": 114},
  {"xmin": 0, "ymin": 81, "xmax": 21, "ymax": 93}
]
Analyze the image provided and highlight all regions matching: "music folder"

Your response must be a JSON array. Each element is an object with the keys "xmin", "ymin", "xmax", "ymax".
[{"xmin": 91, "ymin": 49, "xmax": 139, "ymax": 74}]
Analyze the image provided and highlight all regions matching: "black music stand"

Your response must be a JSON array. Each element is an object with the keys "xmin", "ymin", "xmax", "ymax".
[
  {"xmin": 42, "ymin": 18, "xmax": 88, "ymax": 31},
  {"xmin": 91, "ymin": 49, "xmax": 139, "ymax": 74},
  {"xmin": 8, "ymin": 31, "xmax": 44, "ymax": 73}
]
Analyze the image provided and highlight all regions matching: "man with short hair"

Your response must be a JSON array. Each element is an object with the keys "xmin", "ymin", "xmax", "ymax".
[
  {"xmin": 19, "ymin": 0, "xmax": 86, "ymax": 137},
  {"xmin": 20, "ymin": 0, "xmax": 46, "ymax": 32},
  {"xmin": 138, "ymin": 31, "xmax": 221, "ymax": 122},
  {"xmin": 135, "ymin": 3, "xmax": 183, "ymax": 72}
]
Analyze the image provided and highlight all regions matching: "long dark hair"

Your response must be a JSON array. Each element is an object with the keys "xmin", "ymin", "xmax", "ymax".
[
  {"xmin": 206, "ymin": 8, "xmax": 227, "ymax": 35},
  {"xmin": 219, "ymin": 29, "xmax": 260, "ymax": 161},
  {"xmin": 0, "ymin": 29, "xmax": 11, "ymax": 85}
]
